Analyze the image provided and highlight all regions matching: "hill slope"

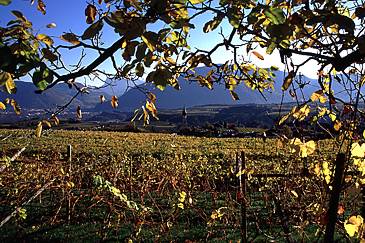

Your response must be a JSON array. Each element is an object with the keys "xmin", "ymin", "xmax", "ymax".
[
  {"xmin": 95, "ymin": 69, "xmax": 318, "ymax": 112},
  {"xmin": 0, "ymin": 82, "xmax": 109, "ymax": 110}
]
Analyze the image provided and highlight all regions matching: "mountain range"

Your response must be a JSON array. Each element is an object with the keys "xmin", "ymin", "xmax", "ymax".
[
  {"xmin": 0, "ymin": 68, "xmax": 327, "ymax": 114},
  {"xmin": 0, "ymin": 81, "xmax": 109, "ymax": 110},
  {"xmin": 95, "ymin": 68, "xmax": 319, "ymax": 112}
]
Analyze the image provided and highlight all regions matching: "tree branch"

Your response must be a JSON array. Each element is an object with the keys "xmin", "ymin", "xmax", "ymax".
[{"xmin": 41, "ymin": 37, "xmax": 125, "ymax": 92}]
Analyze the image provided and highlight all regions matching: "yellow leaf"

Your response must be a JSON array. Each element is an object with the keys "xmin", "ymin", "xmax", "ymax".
[
  {"xmin": 303, "ymin": 140, "xmax": 316, "ymax": 157},
  {"xmin": 329, "ymin": 113, "xmax": 336, "ymax": 122},
  {"xmin": 293, "ymin": 105, "xmax": 310, "ymax": 121},
  {"xmin": 291, "ymin": 190, "xmax": 298, "ymax": 198},
  {"xmin": 325, "ymin": 175, "xmax": 331, "ymax": 184},
  {"xmin": 252, "ymin": 51, "xmax": 264, "ymax": 60},
  {"xmin": 52, "ymin": 114, "xmax": 60, "ymax": 126},
  {"xmin": 37, "ymin": 34, "xmax": 54, "ymax": 46},
  {"xmin": 179, "ymin": 191, "xmax": 186, "ymax": 202},
  {"xmin": 0, "ymin": 102, "xmax": 5, "ymax": 110},
  {"xmin": 310, "ymin": 90, "xmax": 327, "ymax": 103},
  {"xmin": 0, "ymin": 72, "xmax": 16, "ymax": 94},
  {"xmin": 334, "ymin": 120, "xmax": 342, "ymax": 131},
  {"xmin": 345, "ymin": 223, "xmax": 358, "ymax": 237},
  {"xmin": 111, "ymin": 95, "xmax": 118, "ymax": 108},
  {"xmin": 189, "ymin": 0, "xmax": 205, "ymax": 4},
  {"xmin": 211, "ymin": 210, "xmax": 218, "ymax": 219},
  {"xmin": 35, "ymin": 121, "xmax": 42, "ymax": 138},
  {"xmin": 345, "ymin": 215, "xmax": 364, "ymax": 237},
  {"xmin": 142, "ymin": 106, "xmax": 149, "ymax": 125},
  {"xmin": 349, "ymin": 215, "xmax": 364, "ymax": 226},
  {"xmin": 282, "ymin": 71, "xmax": 295, "ymax": 91},
  {"xmin": 147, "ymin": 92, "xmax": 156, "ymax": 104},
  {"xmin": 314, "ymin": 163, "xmax": 321, "ymax": 176},
  {"xmin": 10, "ymin": 99, "xmax": 21, "ymax": 115},
  {"xmin": 278, "ymin": 110, "xmax": 292, "ymax": 125},
  {"xmin": 146, "ymin": 100, "xmax": 158, "ymax": 119},
  {"xmin": 42, "ymin": 120, "xmax": 52, "ymax": 128}
]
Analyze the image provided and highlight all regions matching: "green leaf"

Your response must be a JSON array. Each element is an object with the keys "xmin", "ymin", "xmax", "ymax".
[
  {"xmin": 32, "ymin": 68, "xmax": 53, "ymax": 91},
  {"xmin": 146, "ymin": 68, "xmax": 173, "ymax": 91},
  {"xmin": 0, "ymin": 0, "xmax": 11, "ymax": 6},
  {"xmin": 227, "ymin": 9, "xmax": 240, "ymax": 28},
  {"xmin": 81, "ymin": 20, "xmax": 103, "ymax": 40},
  {"xmin": 264, "ymin": 7, "xmax": 285, "ymax": 25}
]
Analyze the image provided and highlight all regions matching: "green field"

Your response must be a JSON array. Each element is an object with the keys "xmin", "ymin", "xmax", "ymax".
[{"xmin": 0, "ymin": 129, "xmax": 360, "ymax": 242}]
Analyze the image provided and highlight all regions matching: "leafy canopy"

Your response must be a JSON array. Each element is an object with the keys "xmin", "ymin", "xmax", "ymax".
[{"xmin": 1, "ymin": 0, "xmax": 365, "ymax": 127}]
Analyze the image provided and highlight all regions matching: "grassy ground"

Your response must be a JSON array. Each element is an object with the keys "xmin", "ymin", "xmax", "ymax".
[{"xmin": 0, "ymin": 129, "xmax": 355, "ymax": 242}]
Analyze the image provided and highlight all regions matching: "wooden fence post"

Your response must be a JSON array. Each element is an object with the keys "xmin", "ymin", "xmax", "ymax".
[
  {"xmin": 241, "ymin": 151, "xmax": 247, "ymax": 243},
  {"xmin": 324, "ymin": 153, "xmax": 346, "ymax": 243},
  {"xmin": 67, "ymin": 144, "xmax": 72, "ymax": 163},
  {"xmin": 67, "ymin": 144, "xmax": 72, "ymax": 223}
]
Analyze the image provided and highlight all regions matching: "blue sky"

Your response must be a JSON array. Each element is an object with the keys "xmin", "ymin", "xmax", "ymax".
[
  {"xmin": 0, "ymin": 1, "xmax": 233, "ymax": 80},
  {"xmin": 0, "ymin": 1, "xmax": 319, "ymax": 91}
]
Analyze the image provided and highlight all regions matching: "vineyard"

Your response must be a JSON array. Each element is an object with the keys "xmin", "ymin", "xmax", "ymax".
[{"xmin": 0, "ymin": 129, "xmax": 363, "ymax": 242}]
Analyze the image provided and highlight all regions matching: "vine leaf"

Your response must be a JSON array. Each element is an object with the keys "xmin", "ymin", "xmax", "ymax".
[
  {"xmin": 0, "ymin": 72, "xmax": 16, "ymax": 94},
  {"xmin": 35, "ymin": 121, "xmax": 42, "ymax": 138},
  {"xmin": 37, "ymin": 0, "xmax": 46, "ymax": 15},
  {"xmin": 344, "ymin": 215, "xmax": 363, "ymax": 237},
  {"xmin": 46, "ymin": 23, "xmax": 56, "ymax": 28},
  {"xmin": 189, "ymin": 0, "xmax": 205, "ymax": 4},
  {"xmin": 111, "ymin": 95, "xmax": 118, "ymax": 108},
  {"xmin": 37, "ymin": 34, "xmax": 54, "ymax": 46},
  {"xmin": 76, "ymin": 106, "xmax": 82, "ymax": 119},
  {"xmin": 81, "ymin": 20, "xmax": 103, "ymax": 40},
  {"xmin": 85, "ymin": 4, "xmax": 97, "ymax": 24},
  {"xmin": 252, "ymin": 51, "xmax": 264, "ymax": 60},
  {"xmin": 0, "ymin": 0, "xmax": 11, "ymax": 6},
  {"xmin": 60, "ymin": 33, "xmax": 80, "ymax": 45},
  {"xmin": 99, "ymin": 95, "xmax": 105, "ymax": 103},
  {"xmin": 282, "ymin": 71, "xmax": 295, "ymax": 91}
]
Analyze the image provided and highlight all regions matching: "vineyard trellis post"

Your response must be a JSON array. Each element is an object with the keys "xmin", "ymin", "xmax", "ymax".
[
  {"xmin": 236, "ymin": 152, "xmax": 247, "ymax": 243},
  {"xmin": 362, "ymin": 187, "xmax": 365, "ymax": 220},
  {"xmin": 67, "ymin": 144, "xmax": 72, "ymax": 224},
  {"xmin": 324, "ymin": 153, "xmax": 346, "ymax": 243},
  {"xmin": 67, "ymin": 144, "xmax": 72, "ymax": 163}
]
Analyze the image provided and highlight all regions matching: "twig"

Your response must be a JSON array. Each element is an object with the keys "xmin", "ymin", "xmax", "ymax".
[
  {"xmin": 0, "ymin": 179, "xmax": 55, "ymax": 228},
  {"xmin": 0, "ymin": 145, "xmax": 28, "ymax": 173},
  {"xmin": 1, "ymin": 134, "xmax": 12, "ymax": 141}
]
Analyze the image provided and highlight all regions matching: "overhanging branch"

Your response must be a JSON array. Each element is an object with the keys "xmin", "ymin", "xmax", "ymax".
[{"xmin": 41, "ymin": 37, "xmax": 125, "ymax": 92}]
